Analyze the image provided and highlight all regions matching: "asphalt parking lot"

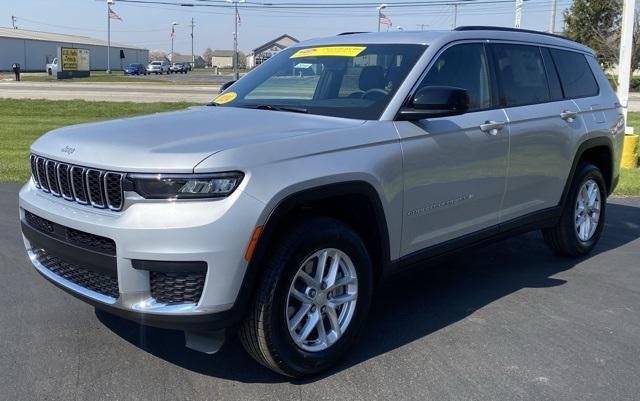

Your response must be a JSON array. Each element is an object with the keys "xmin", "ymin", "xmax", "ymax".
[{"xmin": 1, "ymin": 183, "xmax": 639, "ymax": 401}]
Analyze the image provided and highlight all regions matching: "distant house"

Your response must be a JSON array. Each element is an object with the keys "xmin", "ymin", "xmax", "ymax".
[
  {"xmin": 211, "ymin": 50, "xmax": 235, "ymax": 68},
  {"xmin": 168, "ymin": 53, "xmax": 206, "ymax": 68},
  {"xmin": 246, "ymin": 34, "xmax": 299, "ymax": 69}
]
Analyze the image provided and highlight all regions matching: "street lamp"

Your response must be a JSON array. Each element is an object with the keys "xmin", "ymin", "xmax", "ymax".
[
  {"xmin": 171, "ymin": 22, "xmax": 179, "ymax": 67},
  {"xmin": 377, "ymin": 4, "xmax": 387, "ymax": 32}
]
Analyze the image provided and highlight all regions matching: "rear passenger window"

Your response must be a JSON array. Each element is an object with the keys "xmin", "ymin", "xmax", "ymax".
[
  {"xmin": 418, "ymin": 43, "xmax": 491, "ymax": 111},
  {"xmin": 550, "ymin": 49, "xmax": 599, "ymax": 98},
  {"xmin": 491, "ymin": 44, "xmax": 550, "ymax": 107}
]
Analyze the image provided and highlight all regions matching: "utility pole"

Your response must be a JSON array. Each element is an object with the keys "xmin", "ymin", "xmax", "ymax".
[
  {"xmin": 617, "ymin": 0, "xmax": 636, "ymax": 124},
  {"xmin": 549, "ymin": 0, "xmax": 557, "ymax": 33},
  {"xmin": 416, "ymin": 24, "xmax": 428, "ymax": 31},
  {"xmin": 11, "ymin": 16, "xmax": 17, "ymax": 29},
  {"xmin": 452, "ymin": 4, "xmax": 458, "ymax": 29},
  {"xmin": 107, "ymin": 0, "xmax": 114, "ymax": 73},
  {"xmin": 227, "ymin": 0, "xmax": 244, "ymax": 80},
  {"xmin": 514, "ymin": 0, "xmax": 523, "ymax": 28},
  {"xmin": 189, "ymin": 17, "xmax": 195, "ymax": 68}
]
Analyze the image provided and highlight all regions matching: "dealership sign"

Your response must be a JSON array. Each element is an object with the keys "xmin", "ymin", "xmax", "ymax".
[{"xmin": 56, "ymin": 47, "xmax": 90, "ymax": 79}]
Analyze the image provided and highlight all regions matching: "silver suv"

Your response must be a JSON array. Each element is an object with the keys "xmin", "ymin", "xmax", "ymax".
[{"xmin": 19, "ymin": 27, "xmax": 624, "ymax": 377}]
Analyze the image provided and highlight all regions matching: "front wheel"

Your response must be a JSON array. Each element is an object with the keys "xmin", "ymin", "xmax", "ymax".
[
  {"xmin": 239, "ymin": 217, "xmax": 373, "ymax": 377},
  {"xmin": 543, "ymin": 163, "xmax": 607, "ymax": 256}
]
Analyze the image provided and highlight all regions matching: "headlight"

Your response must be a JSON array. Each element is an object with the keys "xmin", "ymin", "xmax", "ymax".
[{"xmin": 129, "ymin": 172, "xmax": 243, "ymax": 199}]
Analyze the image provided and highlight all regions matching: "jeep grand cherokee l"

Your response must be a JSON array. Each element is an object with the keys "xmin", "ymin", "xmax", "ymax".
[{"xmin": 19, "ymin": 27, "xmax": 624, "ymax": 377}]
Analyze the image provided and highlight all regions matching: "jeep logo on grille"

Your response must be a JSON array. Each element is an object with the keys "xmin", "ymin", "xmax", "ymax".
[{"xmin": 61, "ymin": 146, "xmax": 76, "ymax": 155}]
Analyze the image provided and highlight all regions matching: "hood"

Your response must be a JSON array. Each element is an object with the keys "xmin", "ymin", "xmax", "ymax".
[{"xmin": 30, "ymin": 106, "xmax": 363, "ymax": 173}]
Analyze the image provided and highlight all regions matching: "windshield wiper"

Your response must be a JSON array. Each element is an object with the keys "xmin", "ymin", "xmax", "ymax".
[{"xmin": 241, "ymin": 104, "xmax": 308, "ymax": 114}]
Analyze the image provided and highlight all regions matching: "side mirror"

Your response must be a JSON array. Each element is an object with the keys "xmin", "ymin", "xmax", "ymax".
[
  {"xmin": 219, "ymin": 80, "xmax": 237, "ymax": 94},
  {"xmin": 399, "ymin": 86, "xmax": 469, "ymax": 120}
]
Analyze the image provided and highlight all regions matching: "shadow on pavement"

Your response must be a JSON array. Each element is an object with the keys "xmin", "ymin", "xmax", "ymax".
[{"xmin": 97, "ymin": 202, "xmax": 640, "ymax": 384}]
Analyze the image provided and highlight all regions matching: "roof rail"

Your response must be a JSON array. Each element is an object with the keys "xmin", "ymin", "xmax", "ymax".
[
  {"xmin": 454, "ymin": 26, "xmax": 574, "ymax": 42},
  {"xmin": 337, "ymin": 32, "xmax": 369, "ymax": 36}
]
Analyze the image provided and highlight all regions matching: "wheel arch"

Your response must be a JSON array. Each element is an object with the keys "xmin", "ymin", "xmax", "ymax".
[
  {"xmin": 231, "ymin": 181, "xmax": 392, "ymax": 323},
  {"xmin": 560, "ymin": 136, "xmax": 615, "ymax": 207}
]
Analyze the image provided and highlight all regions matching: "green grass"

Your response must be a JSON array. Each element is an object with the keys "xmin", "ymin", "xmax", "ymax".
[
  {"xmin": 616, "ymin": 168, "xmax": 640, "ymax": 195},
  {"xmin": 0, "ymin": 99, "xmax": 196, "ymax": 182},
  {"xmin": 0, "ymin": 99, "xmax": 639, "ymax": 196}
]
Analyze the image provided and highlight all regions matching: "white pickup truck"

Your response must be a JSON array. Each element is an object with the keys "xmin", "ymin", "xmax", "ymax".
[{"xmin": 46, "ymin": 58, "xmax": 59, "ymax": 76}]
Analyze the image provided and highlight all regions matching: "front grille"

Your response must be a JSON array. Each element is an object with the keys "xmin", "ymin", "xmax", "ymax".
[
  {"xmin": 67, "ymin": 227, "xmax": 116, "ymax": 255},
  {"xmin": 33, "ymin": 249, "xmax": 120, "ymax": 299},
  {"xmin": 151, "ymin": 272, "xmax": 206, "ymax": 305},
  {"xmin": 25, "ymin": 210, "xmax": 54, "ymax": 233},
  {"xmin": 31, "ymin": 154, "xmax": 125, "ymax": 211},
  {"xmin": 24, "ymin": 210, "xmax": 116, "ymax": 256}
]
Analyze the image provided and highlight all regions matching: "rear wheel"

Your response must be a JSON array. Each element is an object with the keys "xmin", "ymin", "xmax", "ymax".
[
  {"xmin": 543, "ymin": 163, "xmax": 607, "ymax": 256},
  {"xmin": 239, "ymin": 217, "xmax": 373, "ymax": 377}
]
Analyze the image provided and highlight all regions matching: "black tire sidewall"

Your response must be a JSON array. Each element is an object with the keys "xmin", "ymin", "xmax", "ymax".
[
  {"xmin": 266, "ymin": 219, "xmax": 373, "ymax": 376},
  {"xmin": 564, "ymin": 164, "xmax": 607, "ymax": 252}
]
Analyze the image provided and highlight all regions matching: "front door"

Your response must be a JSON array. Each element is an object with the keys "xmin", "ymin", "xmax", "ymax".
[{"xmin": 396, "ymin": 42, "xmax": 509, "ymax": 256}]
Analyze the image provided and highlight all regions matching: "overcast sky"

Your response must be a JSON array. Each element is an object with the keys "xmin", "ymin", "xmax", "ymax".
[{"xmin": 4, "ymin": 0, "xmax": 572, "ymax": 55}]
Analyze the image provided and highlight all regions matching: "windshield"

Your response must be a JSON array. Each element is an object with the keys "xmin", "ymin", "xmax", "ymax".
[
  {"xmin": 213, "ymin": 44, "xmax": 426, "ymax": 120},
  {"xmin": 150, "ymin": 62, "xmax": 161, "ymax": 65}
]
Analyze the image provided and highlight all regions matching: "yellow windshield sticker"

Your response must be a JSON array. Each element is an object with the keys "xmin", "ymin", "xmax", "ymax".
[
  {"xmin": 290, "ymin": 46, "xmax": 367, "ymax": 59},
  {"xmin": 213, "ymin": 91, "xmax": 237, "ymax": 104}
]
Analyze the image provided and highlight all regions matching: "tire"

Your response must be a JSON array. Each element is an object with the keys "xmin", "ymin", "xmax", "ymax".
[
  {"xmin": 543, "ymin": 163, "xmax": 607, "ymax": 256},
  {"xmin": 239, "ymin": 217, "xmax": 373, "ymax": 377}
]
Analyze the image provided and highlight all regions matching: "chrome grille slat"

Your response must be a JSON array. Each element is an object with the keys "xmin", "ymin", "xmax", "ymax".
[
  {"xmin": 104, "ymin": 172, "xmax": 125, "ymax": 211},
  {"xmin": 36, "ymin": 157, "xmax": 50, "ymax": 192},
  {"xmin": 56, "ymin": 163, "xmax": 74, "ymax": 201},
  {"xmin": 29, "ymin": 154, "xmax": 41, "ymax": 188},
  {"xmin": 46, "ymin": 160, "xmax": 61, "ymax": 197},
  {"xmin": 30, "ymin": 154, "xmax": 124, "ymax": 212},
  {"xmin": 86, "ymin": 169, "xmax": 106, "ymax": 208},
  {"xmin": 71, "ymin": 166, "xmax": 89, "ymax": 204}
]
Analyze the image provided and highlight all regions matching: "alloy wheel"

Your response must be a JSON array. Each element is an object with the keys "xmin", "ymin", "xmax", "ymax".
[
  {"xmin": 285, "ymin": 248, "xmax": 358, "ymax": 352},
  {"xmin": 574, "ymin": 178, "xmax": 601, "ymax": 242}
]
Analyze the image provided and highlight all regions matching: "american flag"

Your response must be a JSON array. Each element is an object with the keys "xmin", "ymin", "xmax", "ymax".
[
  {"xmin": 235, "ymin": 8, "xmax": 241, "ymax": 25},
  {"xmin": 108, "ymin": 6, "xmax": 122, "ymax": 21},
  {"xmin": 379, "ymin": 12, "xmax": 392, "ymax": 27}
]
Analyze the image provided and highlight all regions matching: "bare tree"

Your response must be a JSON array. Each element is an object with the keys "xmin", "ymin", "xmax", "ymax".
[
  {"xmin": 149, "ymin": 50, "xmax": 168, "ymax": 61},
  {"xmin": 202, "ymin": 48, "xmax": 215, "ymax": 67}
]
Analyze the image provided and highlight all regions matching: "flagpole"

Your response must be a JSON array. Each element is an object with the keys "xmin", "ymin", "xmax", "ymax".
[
  {"xmin": 377, "ymin": 4, "xmax": 386, "ymax": 32},
  {"xmin": 107, "ymin": 0, "xmax": 113, "ymax": 73}
]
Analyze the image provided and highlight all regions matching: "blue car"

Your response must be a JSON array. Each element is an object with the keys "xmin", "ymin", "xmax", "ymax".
[{"xmin": 124, "ymin": 63, "xmax": 147, "ymax": 75}]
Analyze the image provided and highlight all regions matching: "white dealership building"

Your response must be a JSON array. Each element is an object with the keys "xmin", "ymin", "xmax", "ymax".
[{"xmin": 0, "ymin": 27, "xmax": 149, "ymax": 72}]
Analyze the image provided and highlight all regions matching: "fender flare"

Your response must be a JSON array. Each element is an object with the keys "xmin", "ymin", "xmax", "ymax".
[
  {"xmin": 559, "ymin": 136, "xmax": 614, "ymax": 207},
  {"xmin": 229, "ymin": 181, "xmax": 392, "ymax": 322}
]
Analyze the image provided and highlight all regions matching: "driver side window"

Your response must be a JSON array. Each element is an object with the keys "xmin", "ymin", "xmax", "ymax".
[{"xmin": 417, "ymin": 43, "xmax": 491, "ymax": 111}]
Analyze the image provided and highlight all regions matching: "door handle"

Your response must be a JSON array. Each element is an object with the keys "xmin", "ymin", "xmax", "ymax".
[
  {"xmin": 479, "ymin": 121, "xmax": 505, "ymax": 136},
  {"xmin": 560, "ymin": 110, "xmax": 578, "ymax": 122}
]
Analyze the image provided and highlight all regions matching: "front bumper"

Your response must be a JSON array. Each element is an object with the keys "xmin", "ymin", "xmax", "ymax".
[{"xmin": 19, "ymin": 180, "xmax": 265, "ymax": 330}]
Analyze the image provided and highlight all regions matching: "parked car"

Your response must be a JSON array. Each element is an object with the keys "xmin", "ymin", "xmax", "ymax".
[
  {"xmin": 20, "ymin": 27, "xmax": 624, "ymax": 378},
  {"xmin": 124, "ymin": 63, "xmax": 147, "ymax": 75},
  {"xmin": 146, "ymin": 60, "xmax": 170, "ymax": 74},
  {"xmin": 170, "ymin": 62, "xmax": 190, "ymax": 74},
  {"xmin": 46, "ymin": 58, "xmax": 58, "ymax": 76}
]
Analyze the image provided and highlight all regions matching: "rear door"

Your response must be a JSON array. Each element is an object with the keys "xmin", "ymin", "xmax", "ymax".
[
  {"xmin": 550, "ymin": 49, "xmax": 618, "ymax": 159},
  {"xmin": 490, "ymin": 43, "xmax": 587, "ymax": 222},
  {"xmin": 395, "ymin": 42, "xmax": 509, "ymax": 255}
]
